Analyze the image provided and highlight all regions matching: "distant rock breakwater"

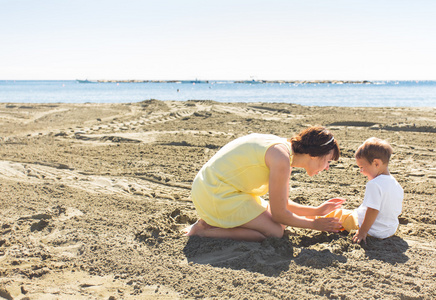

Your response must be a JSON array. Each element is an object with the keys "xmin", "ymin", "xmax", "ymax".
[{"xmin": 87, "ymin": 79, "xmax": 373, "ymax": 84}]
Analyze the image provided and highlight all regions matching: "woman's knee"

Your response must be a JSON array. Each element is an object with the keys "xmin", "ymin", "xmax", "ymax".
[
  {"xmin": 265, "ymin": 225, "xmax": 284, "ymax": 238},
  {"xmin": 243, "ymin": 211, "xmax": 284, "ymax": 239}
]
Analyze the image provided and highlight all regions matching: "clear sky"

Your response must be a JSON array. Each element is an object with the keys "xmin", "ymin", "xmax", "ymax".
[{"xmin": 1, "ymin": 0, "xmax": 436, "ymax": 81}]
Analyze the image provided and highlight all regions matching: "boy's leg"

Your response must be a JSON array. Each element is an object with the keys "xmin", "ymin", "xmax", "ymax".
[{"xmin": 318, "ymin": 209, "xmax": 359, "ymax": 232}]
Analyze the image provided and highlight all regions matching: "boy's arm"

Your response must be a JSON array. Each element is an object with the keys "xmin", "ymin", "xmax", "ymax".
[{"xmin": 352, "ymin": 207, "xmax": 379, "ymax": 244}]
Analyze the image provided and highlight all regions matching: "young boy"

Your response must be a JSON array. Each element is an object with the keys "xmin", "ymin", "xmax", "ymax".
[{"xmin": 319, "ymin": 137, "xmax": 404, "ymax": 243}]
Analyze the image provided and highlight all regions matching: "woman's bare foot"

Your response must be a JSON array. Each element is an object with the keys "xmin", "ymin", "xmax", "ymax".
[{"xmin": 183, "ymin": 219, "xmax": 213, "ymax": 236}]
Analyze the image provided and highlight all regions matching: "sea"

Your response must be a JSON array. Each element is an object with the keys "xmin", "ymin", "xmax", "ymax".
[{"xmin": 1, "ymin": 80, "xmax": 435, "ymax": 107}]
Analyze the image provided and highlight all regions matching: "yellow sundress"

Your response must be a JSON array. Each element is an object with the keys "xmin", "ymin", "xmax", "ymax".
[{"xmin": 191, "ymin": 133, "xmax": 292, "ymax": 228}]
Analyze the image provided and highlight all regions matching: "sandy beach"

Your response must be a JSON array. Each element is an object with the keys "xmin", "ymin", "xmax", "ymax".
[{"xmin": 0, "ymin": 100, "xmax": 435, "ymax": 299}]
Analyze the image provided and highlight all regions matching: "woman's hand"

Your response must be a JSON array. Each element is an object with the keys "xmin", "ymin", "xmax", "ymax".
[
  {"xmin": 313, "ymin": 217, "xmax": 343, "ymax": 232},
  {"xmin": 316, "ymin": 198, "xmax": 346, "ymax": 216}
]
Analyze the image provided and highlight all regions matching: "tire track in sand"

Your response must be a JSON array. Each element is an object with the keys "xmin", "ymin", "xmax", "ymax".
[{"xmin": 0, "ymin": 160, "xmax": 191, "ymax": 202}]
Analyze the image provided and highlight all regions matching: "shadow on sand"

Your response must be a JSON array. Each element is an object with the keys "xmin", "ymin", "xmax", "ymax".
[
  {"xmin": 183, "ymin": 235, "xmax": 347, "ymax": 276},
  {"xmin": 183, "ymin": 232, "xmax": 409, "ymax": 276},
  {"xmin": 361, "ymin": 236, "xmax": 409, "ymax": 264}
]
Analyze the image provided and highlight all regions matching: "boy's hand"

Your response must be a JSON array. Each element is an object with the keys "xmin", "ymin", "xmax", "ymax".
[
  {"xmin": 352, "ymin": 229, "xmax": 368, "ymax": 244},
  {"xmin": 317, "ymin": 198, "xmax": 346, "ymax": 216}
]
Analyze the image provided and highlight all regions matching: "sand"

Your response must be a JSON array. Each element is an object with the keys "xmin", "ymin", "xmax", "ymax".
[{"xmin": 0, "ymin": 100, "xmax": 435, "ymax": 299}]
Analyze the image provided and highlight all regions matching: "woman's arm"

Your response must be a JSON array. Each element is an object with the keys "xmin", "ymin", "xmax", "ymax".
[
  {"xmin": 265, "ymin": 144, "xmax": 342, "ymax": 232},
  {"xmin": 287, "ymin": 201, "xmax": 318, "ymax": 216},
  {"xmin": 288, "ymin": 198, "xmax": 346, "ymax": 217}
]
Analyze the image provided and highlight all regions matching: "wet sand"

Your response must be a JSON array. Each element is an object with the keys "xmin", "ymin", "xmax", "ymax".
[{"xmin": 0, "ymin": 100, "xmax": 435, "ymax": 299}]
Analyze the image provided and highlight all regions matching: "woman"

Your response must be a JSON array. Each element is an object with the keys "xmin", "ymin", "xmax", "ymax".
[{"xmin": 186, "ymin": 126, "xmax": 345, "ymax": 241}]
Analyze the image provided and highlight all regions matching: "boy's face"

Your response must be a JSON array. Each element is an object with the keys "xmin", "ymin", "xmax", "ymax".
[{"xmin": 355, "ymin": 157, "xmax": 379, "ymax": 180}]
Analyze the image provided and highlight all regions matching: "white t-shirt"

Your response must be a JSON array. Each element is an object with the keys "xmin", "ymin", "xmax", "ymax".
[{"xmin": 356, "ymin": 174, "xmax": 404, "ymax": 239}]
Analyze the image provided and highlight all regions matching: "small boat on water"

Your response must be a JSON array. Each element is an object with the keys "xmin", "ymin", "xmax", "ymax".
[{"xmin": 76, "ymin": 79, "xmax": 98, "ymax": 83}]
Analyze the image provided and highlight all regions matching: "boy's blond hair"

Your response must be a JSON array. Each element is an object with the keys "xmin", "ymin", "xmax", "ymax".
[{"xmin": 355, "ymin": 137, "xmax": 393, "ymax": 164}]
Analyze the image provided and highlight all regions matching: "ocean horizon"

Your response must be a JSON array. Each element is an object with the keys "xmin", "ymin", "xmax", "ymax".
[{"xmin": 1, "ymin": 80, "xmax": 435, "ymax": 107}]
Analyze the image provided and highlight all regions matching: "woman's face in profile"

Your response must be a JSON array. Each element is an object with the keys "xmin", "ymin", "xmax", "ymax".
[{"xmin": 306, "ymin": 150, "xmax": 334, "ymax": 176}]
